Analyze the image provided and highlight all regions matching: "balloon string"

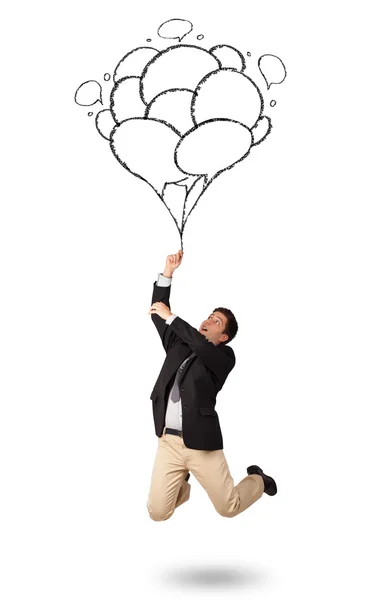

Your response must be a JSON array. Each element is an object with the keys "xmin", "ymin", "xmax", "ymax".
[
  {"xmin": 159, "ymin": 189, "xmax": 184, "ymax": 251},
  {"xmin": 181, "ymin": 178, "xmax": 210, "ymax": 236}
]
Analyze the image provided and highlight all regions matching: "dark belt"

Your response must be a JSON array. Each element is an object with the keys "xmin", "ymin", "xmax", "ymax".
[{"xmin": 165, "ymin": 428, "xmax": 183, "ymax": 437}]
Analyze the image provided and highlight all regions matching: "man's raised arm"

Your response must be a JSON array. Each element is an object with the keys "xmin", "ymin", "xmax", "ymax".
[{"xmin": 150, "ymin": 250, "xmax": 183, "ymax": 352}]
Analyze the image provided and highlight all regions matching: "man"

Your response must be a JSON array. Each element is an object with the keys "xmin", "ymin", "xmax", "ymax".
[{"xmin": 147, "ymin": 250, "xmax": 277, "ymax": 521}]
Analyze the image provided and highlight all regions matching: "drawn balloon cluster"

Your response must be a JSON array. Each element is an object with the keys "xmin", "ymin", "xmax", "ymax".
[{"xmin": 75, "ymin": 18, "xmax": 287, "ymax": 249}]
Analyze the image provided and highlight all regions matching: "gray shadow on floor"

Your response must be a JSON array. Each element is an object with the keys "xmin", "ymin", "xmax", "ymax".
[{"xmin": 158, "ymin": 563, "xmax": 270, "ymax": 589}]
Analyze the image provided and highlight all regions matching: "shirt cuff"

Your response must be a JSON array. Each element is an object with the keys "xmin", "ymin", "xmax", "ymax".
[
  {"xmin": 156, "ymin": 273, "xmax": 172, "ymax": 287},
  {"xmin": 165, "ymin": 314, "xmax": 177, "ymax": 325}
]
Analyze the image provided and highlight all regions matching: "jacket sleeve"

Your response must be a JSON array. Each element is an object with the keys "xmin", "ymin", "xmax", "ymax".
[
  {"xmin": 150, "ymin": 280, "xmax": 180, "ymax": 353},
  {"xmin": 167, "ymin": 315, "xmax": 235, "ymax": 384}
]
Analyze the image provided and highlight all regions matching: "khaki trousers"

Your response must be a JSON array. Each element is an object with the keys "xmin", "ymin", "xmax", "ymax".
[{"xmin": 147, "ymin": 426, "xmax": 265, "ymax": 521}]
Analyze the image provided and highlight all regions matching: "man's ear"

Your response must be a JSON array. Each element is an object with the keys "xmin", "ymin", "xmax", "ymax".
[{"xmin": 219, "ymin": 333, "xmax": 229, "ymax": 343}]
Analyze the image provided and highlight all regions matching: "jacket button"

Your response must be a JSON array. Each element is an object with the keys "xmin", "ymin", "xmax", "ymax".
[
  {"xmin": 183, "ymin": 404, "xmax": 187, "ymax": 408},
  {"xmin": 181, "ymin": 388, "xmax": 184, "ymax": 392}
]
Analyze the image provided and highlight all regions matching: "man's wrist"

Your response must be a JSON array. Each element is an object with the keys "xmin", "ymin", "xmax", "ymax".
[
  {"xmin": 162, "ymin": 270, "xmax": 173, "ymax": 278},
  {"xmin": 165, "ymin": 314, "xmax": 177, "ymax": 325}
]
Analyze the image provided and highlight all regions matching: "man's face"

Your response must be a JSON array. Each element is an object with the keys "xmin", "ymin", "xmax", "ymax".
[{"xmin": 199, "ymin": 311, "xmax": 229, "ymax": 346}]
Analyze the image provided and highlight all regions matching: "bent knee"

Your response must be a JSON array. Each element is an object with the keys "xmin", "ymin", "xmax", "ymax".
[
  {"xmin": 216, "ymin": 505, "xmax": 237, "ymax": 519},
  {"xmin": 147, "ymin": 503, "xmax": 174, "ymax": 522}
]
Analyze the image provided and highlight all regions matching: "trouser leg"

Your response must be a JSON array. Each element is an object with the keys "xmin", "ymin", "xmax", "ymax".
[
  {"xmin": 147, "ymin": 429, "xmax": 190, "ymax": 521},
  {"xmin": 187, "ymin": 447, "xmax": 264, "ymax": 518}
]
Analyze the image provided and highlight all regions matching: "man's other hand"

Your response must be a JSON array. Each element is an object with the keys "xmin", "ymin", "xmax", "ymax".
[{"xmin": 148, "ymin": 302, "xmax": 173, "ymax": 320}]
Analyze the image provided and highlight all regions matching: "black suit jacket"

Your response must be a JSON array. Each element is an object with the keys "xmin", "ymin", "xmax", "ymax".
[{"xmin": 150, "ymin": 279, "xmax": 235, "ymax": 450}]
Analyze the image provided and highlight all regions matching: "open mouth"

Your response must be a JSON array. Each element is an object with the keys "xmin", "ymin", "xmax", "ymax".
[{"xmin": 202, "ymin": 326, "xmax": 208, "ymax": 332}]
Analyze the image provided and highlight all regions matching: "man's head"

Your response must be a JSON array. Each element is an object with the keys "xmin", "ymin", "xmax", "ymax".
[{"xmin": 199, "ymin": 307, "xmax": 238, "ymax": 346}]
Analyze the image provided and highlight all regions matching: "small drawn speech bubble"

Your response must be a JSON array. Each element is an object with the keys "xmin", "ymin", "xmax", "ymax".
[
  {"xmin": 258, "ymin": 55, "xmax": 287, "ymax": 89},
  {"xmin": 158, "ymin": 19, "xmax": 193, "ymax": 43},
  {"xmin": 74, "ymin": 80, "xmax": 102, "ymax": 106}
]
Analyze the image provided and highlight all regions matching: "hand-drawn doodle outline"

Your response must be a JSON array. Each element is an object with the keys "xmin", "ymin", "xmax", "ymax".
[
  {"xmin": 138, "ymin": 43, "xmax": 222, "ymax": 105},
  {"xmin": 158, "ymin": 19, "xmax": 193, "ymax": 42},
  {"xmin": 74, "ymin": 80, "xmax": 103, "ymax": 106},
  {"xmin": 258, "ymin": 54, "xmax": 287, "ymax": 89},
  {"xmin": 114, "ymin": 47, "xmax": 159, "ymax": 82},
  {"xmin": 75, "ymin": 19, "xmax": 287, "ymax": 250},
  {"xmin": 209, "ymin": 44, "xmax": 246, "ymax": 72}
]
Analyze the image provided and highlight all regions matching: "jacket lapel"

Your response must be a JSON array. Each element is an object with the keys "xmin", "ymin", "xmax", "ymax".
[{"xmin": 178, "ymin": 351, "xmax": 197, "ymax": 385}]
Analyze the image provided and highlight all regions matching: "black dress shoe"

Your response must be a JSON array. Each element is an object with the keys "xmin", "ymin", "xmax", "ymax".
[
  {"xmin": 185, "ymin": 472, "xmax": 190, "ymax": 482},
  {"xmin": 247, "ymin": 465, "xmax": 277, "ymax": 496}
]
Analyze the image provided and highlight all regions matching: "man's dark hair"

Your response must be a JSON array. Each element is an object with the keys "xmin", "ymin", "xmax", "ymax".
[{"xmin": 213, "ymin": 307, "xmax": 238, "ymax": 345}]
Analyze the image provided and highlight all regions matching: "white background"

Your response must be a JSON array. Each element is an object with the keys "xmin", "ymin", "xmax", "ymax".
[{"xmin": 1, "ymin": 1, "xmax": 365, "ymax": 598}]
